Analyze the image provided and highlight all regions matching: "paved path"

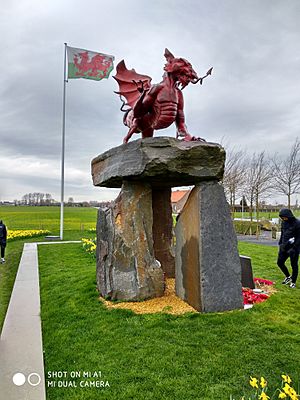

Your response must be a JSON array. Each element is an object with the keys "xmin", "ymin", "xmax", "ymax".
[
  {"xmin": 0, "ymin": 241, "xmax": 80, "ymax": 400},
  {"xmin": 237, "ymin": 234, "xmax": 278, "ymax": 247}
]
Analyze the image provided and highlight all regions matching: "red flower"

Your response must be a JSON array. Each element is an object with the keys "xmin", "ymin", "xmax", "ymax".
[
  {"xmin": 242, "ymin": 288, "xmax": 269, "ymax": 305},
  {"xmin": 254, "ymin": 277, "xmax": 274, "ymax": 286}
]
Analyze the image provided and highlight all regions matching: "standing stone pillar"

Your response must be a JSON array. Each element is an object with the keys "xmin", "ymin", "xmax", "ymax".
[
  {"xmin": 96, "ymin": 181, "xmax": 164, "ymax": 301},
  {"xmin": 175, "ymin": 182, "xmax": 243, "ymax": 312},
  {"xmin": 92, "ymin": 137, "xmax": 243, "ymax": 310},
  {"xmin": 152, "ymin": 188, "xmax": 175, "ymax": 278}
]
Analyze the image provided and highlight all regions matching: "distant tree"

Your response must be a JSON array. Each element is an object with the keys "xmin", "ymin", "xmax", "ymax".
[
  {"xmin": 240, "ymin": 195, "xmax": 248, "ymax": 207},
  {"xmin": 20, "ymin": 192, "xmax": 54, "ymax": 206},
  {"xmin": 32, "ymin": 192, "xmax": 38, "ymax": 205},
  {"xmin": 45, "ymin": 193, "xmax": 53, "ymax": 205},
  {"xmin": 270, "ymin": 137, "xmax": 300, "ymax": 209},
  {"xmin": 222, "ymin": 147, "xmax": 247, "ymax": 217},
  {"xmin": 22, "ymin": 194, "xmax": 29, "ymax": 205},
  {"xmin": 244, "ymin": 151, "xmax": 273, "ymax": 237},
  {"xmin": 67, "ymin": 197, "xmax": 74, "ymax": 206}
]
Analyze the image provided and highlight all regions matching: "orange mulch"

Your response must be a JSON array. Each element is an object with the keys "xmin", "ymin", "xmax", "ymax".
[
  {"xmin": 100, "ymin": 278, "xmax": 198, "ymax": 315},
  {"xmin": 255, "ymin": 282, "xmax": 277, "ymax": 295}
]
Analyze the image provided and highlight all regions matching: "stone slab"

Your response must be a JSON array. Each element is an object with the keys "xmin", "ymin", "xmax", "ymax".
[
  {"xmin": 91, "ymin": 137, "xmax": 225, "ymax": 188},
  {"xmin": 240, "ymin": 255, "xmax": 255, "ymax": 289},
  {"xmin": 175, "ymin": 182, "xmax": 244, "ymax": 313}
]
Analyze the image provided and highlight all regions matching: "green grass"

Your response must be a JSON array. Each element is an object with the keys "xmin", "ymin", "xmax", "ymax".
[
  {"xmin": 0, "ymin": 205, "xmax": 97, "ymax": 233},
  {"xmin": 0, "ymin": 206, "xmax": 98, "ymax": 333},
  {"xmin": 234, "ymin": 211, "xmax": 300, "ymax": 219},
  {"xmin": 0, "ymin": 236, "xmax": 51, "ymax": 331},
  {"xmin": 38, "ymin": 242, "xmax": 300, "ymax": 400},
  {"xmin": 0, "ymin": 240, "xmax": 24, "ymax": 331}
]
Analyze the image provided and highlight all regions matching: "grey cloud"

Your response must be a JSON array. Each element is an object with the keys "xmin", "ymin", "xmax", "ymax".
[{"xmin": 1, "ymin": 0, "xmax": 300, "ymax": 201}]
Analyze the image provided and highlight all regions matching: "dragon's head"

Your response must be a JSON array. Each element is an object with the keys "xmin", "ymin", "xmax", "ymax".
[{"xmin": 164, "ymin": 48, "xmax": 199, "ymax": 90}]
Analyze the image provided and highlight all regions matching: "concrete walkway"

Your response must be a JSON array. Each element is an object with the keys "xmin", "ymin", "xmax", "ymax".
[
  {"xmin": 237, "ymin": 234, "xmax": 278, "ymax": 247},
  {"xmin": 0, "ymin": 241, "xmax": 80, "ymax": 400}
]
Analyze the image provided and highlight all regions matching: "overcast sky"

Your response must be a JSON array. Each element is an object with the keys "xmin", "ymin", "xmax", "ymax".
[{"xmin": 0, "ymin": 0, "xmax": 299, "ymax": 203}]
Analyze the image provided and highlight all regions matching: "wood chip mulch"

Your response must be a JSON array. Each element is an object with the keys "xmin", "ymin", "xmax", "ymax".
[
  {"xmin": 100, "ymin": 278, "xmax": 198, "ymax": 315},
  {"xmin": 100, "ymin": 278, "xmax": 277, "ymax": 315}
]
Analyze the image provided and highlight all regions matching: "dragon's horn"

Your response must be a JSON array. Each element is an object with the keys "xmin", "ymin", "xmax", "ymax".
[{"xmin": 164, "ymin": 48, "xmax": 175, "ymax": 62}]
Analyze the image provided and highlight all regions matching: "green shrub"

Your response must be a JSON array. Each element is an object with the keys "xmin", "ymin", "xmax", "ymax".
[{"xmin": 234, "ymin": 221, "xmax": 261, "ymax": 235}]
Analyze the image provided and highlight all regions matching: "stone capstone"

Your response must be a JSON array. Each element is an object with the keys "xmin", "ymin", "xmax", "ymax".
[
  {"xmin": 91, "ymin": 137, "xmax": 225, "ymax": 188},
  {"xmin": 93, "ymin": 136, "xmax": 243, "ymax": 312},
  {"xmin": 175, "ymin": 182, "xmax": 244, "ymax": 313},
  {"xmin": 96, "ymin": 181, "xmax": 164, "ymax": 301}
]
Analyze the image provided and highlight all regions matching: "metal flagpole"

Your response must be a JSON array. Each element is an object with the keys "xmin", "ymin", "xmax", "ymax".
[{"xmin": 60, "ymin": 43, "xmax": 68, "ymax": 240}]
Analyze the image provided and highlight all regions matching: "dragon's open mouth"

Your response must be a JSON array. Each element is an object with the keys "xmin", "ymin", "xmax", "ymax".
[{"xmin": 176, "ymin": 82, "xmax": 188, "ymax": 90}]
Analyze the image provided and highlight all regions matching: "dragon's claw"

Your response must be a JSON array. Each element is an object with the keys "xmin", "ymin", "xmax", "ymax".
[{"xmin": 132, "ymin": 79, "xmax": 145, "ymax": 93}]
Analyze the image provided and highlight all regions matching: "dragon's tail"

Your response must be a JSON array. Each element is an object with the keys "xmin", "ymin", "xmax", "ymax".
[{"xmin": 115, "ymin": 93, "xmax": 131, "ymax": 113}]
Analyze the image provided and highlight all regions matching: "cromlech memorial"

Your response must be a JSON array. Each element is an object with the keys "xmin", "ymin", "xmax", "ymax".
[{"xmin": 91, "ymin": 49, "xmax": 244, "ymax": 313}]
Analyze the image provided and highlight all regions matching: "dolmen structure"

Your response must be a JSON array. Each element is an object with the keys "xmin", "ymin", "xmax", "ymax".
[{"xmin": 91, "ymin": 137, "xmax": 243, "ymax": 313}]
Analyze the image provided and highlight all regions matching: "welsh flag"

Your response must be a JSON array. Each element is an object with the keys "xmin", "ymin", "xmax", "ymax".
[{"xmin": 67, "ymin": 46, "xmax": 114, "ymax": 81}]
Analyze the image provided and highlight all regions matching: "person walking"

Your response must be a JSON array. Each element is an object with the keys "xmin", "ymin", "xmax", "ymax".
[
  {"xmin": 0, "ymin": 220, "xmax": 7, "ymax": 263},
  {"xmin": 277, "ymin": 209, "xmax": 300, "ymax": 289}
]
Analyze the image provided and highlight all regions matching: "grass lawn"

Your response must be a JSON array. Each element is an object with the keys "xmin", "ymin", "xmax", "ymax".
[
  {"xmin": 0, "ymin": 205, "xmax": 97, "ymax": 233},
  {"xmin": 38, "ymin": 242, "xmax": 300, "ymax": 400},
  {"xmin": 234, "ymin": 210, "xmax": 300, "ymax": 219},
  {"xmin": 0, "ymin": 206, "xmax": 98, "ymax": 333},
  {"xmin": 0, "ymin": 236, "xmax": 54, "ymax": 331},
  {"xmin": 0, "ymin": 240, "xmax": 25, "ymax": 331}
]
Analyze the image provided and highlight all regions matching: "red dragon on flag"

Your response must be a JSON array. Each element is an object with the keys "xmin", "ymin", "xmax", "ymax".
[{"xmin": 67, "ymin": 46, "xmax": 114, "ymax": 81}]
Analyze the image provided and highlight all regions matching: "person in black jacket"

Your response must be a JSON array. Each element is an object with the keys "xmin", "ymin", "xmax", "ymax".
[
  {"xmin": 0, "ymin": 220, "xmax": 7, "ymax": 263},
  {"xmin": 277, "ymin": 208, "xmax": 300, "ymax": 288}
]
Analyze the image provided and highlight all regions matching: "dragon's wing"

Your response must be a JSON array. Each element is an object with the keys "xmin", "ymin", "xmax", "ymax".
[{"xmin": 113, "ymin": 60, "xmax": 152, "ymax": 109}]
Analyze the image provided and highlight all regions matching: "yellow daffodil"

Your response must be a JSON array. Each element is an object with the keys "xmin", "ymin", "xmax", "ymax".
[
  {"xmin": 260, "ymin": 377, "xmax": 267, "ymax": 388},
  {"xmin": 259, "ymin": 392, "xmax": 270, "ymax": 400},
  {"xmin": 7, "ymin": 229, "xmax": 50, "ymax": 241},
  {"xmin": 82, "ymin": 237, "xmax": 97, "ymax": 256},
  {"xmin": 288, "ymin": 387, "xmax": 298, "ymax": 400},
  {"xmin": 282, "ymin": 375, "xmax": 292, "ymax": 384},
  {"xmin": 283, "ymin": 383, "xmax": 292, "ymax": 395},
  {"xmin": 250, "ymin": 376, "xmax": 259, "ymax": 389},
  {"xmin": 278, "ymin": 391, "xmax": 287, "ymax": 399},
  {"xmin": 233, "ymin": 374, "xmax": 298, "ymax": 400}
]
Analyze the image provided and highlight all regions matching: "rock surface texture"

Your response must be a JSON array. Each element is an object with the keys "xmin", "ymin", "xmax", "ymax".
[
  {"xmin": 96, "ymin": 181, "xmax": 164, "ymax": 300},
  {"xmin": 93, "ymin": 137, "xmax": 243, "ymax": 311},
  {"xmin": 175, "ymin": 183, "xmax": 243, "ymax": 312},
  {"xmin": 91, "ymin": 137, "xmax": 225, "ymax": 188}
]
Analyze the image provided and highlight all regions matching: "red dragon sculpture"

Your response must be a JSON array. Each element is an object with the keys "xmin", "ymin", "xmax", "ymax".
[{"xmin": 114, "ymin": 49, "xmax": 212, "ymax": 143}]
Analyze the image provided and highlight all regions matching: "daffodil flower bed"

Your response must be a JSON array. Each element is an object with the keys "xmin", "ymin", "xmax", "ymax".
[
  {"xmin": 231, "ymin": 374, "xmax": 299, "ymax": 400},
  {"xmin": 81, "ymin": 237, "xmax": 96, "ymax": 256},
  {"xmin": 7, "ymin": 229, "xmax": 50, "ymax": 241}
]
